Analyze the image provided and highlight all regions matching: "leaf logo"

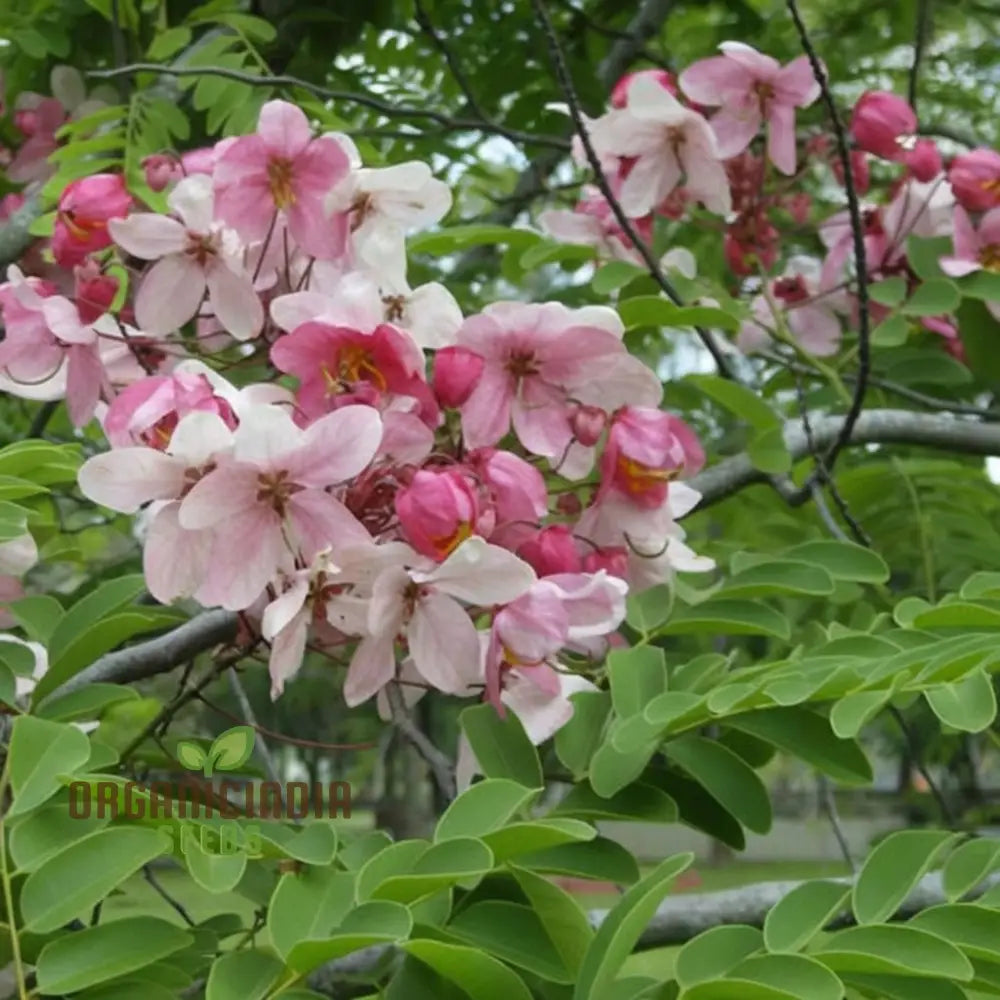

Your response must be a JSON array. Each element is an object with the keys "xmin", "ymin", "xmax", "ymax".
[{"xmin": 175, "ymin": 726, "xmax": 255, "ymax": 777}]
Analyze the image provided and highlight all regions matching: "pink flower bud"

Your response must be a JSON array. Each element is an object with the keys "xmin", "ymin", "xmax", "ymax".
[
  {"xmin": 52, "ymin": 173, "xmax": 132, "ymax": 268},
  {"xmin": 850, "ymin": 91, "xmax": 917, "ymax": 159},
  {"xmin": 582, "ymin": 547, "xmax": 630, "ymax": 580},
  {"xmin": 74, "ymin": 263, "xmax": 119, "ymax": 324},
  {"xmin": 518, "ymin": 525, "xmax": 581, "ymax": 577},
  {"xmin": 141, "ymin": 154, "xmax": 182, "ymax": 193},
  {"xmin": 611, "ymin": 69, "xmax": 677, "ymax": 109},
  {"xmin": 899, "ymin": 138, "xmax": 941, "ymax": 182},
  {"xmin": 433, "ymin": 346, "xmax": 483, "ymax": 408},
  {"xmin": 468, "ymin": 448, "xmax": 548, "ymax": 523},
  {"xmin": 395, "ymin": 468, "xmax": 482, "ymax": 561},
  {"xmin": 14, "ymin": 109, "xmax": 39, "ymax": 137},
  {"xmin": 570, "ymin": 404, "xmax": 607, "ymax": 447},
  {"xmin": 600, "ymin": 407, "xmax": 705, "ymax": 508},
  {"xmin": 949, "ymin": 148, "xmax": 1000, "ymax": 212}
]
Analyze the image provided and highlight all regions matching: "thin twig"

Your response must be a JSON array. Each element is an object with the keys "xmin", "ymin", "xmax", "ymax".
[
  {"xmin": 817, "ymin": 774, "xmax": 855, "ymax": 872},
  {"xmin": 227, "ymin": 669, "xmax": 283, "ymax": 786},
  {"xmin": 27, "ymin": 400, "xmax": 59, "ymax": 439},
  {"xmin": 88, "ymin": 64, "xmax": 571, "ymax": 150},
  {"xmin": 890, "ymin": 706, "xmax": 955, "ymax": 828},
  {"xmin": 785, "ymin": 0, "xmax": 871, "ymax": 481},
  {"xmin": 908, "ymin": 0, "xmax": 933, "ymax": 110},
  {"xmin": 530, "ymin": 0, "xmax": 736, "ymax": 379},
  {"xmin": 385, "ymin": 683, "xmax": 456, "ymax": 802},
  {"xmin": 143, "ymin": 865, "xmax": 196, "ymax": 926},
  {"xmin": 413, "ymin": 0, "xmax": 486, "ymax": 120}
]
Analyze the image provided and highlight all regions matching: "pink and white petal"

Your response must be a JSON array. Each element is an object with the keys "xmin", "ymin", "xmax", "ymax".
[
  {"xmin": 378, "ymin": 410, "xmax": 434, "ymax": 465},
  {"xmin": 0, "ymin": 532, "xmax": 37, "ymax": 576},
  {"xmin": 143, "ymin": 502, "xmax": 213, "ymax": 603},
  {"xmin": 269, "ymin": 291, "xmax": 336, "ymax": 332},
  {"xmin": 287, "ymin": 199, "xmax": 347, "ymax": 261},
  {"xmin": 684, "ymin": 156, "xmax": 733, "ymax": 216},
  {"xmin": 262, "ymin": 574, "xmax": 310, "ymax": 640},
  {"xmin": 460, "ymin": 367, "xmax": 515, "ymax": 450},
  {"xmin": 511, "ymin": 392, "xmax": 573, "ymax": 460},
  {"xmin": 502, "ymin": 669, "xmax": 583, "ymax": 744},
  {"xmin": 776, "ymin": 55, "xmax": 821, "ymax": 106},
  {"xmin": 232, "ymin": 404, "xmax": 301, "ymax": 465},
  {"xmin": 950, "ymin": 205, "xmax": 979, "ymax": 260},
  {"xmin": 710, "ymin": 105, "xmax": 761, "ymax": 159},
  {"xmin": 544, "ymin": 571, "xmax": 629, "ymax": 638},
  {"xmin": 206, "ymin": 262, "xmax": 264, "ymax": 341},
  {"xmin": 422, "ymin": 537, "xmax": 536, "ymax": 605},
  {"xmin": 789, "ymin": 305, "xmax": 842, "ymax": 357},
  {"xmin": 135, "ymin": 255, "xmax": 207, "ymax": 335},
  {"xmin": 269, "ymin": 612, "xmax": 310, "ymax": 699},
  {"xmin": 167, "ymin": 411, "xmax": 236, "ymax": 467},
  {"xmin": 108, "ymin": 214, "xmax": 187, "ymax": 259},
  {"xmin": 343, "ymin": 632, "xmax": 397, "ymax": 706},
  {"xmin": 41, "ymin": 296, "xmax": 91, "ymax": 345},
  {"xmin": 167, "ymin": 174, "xmax": 215, "ymax": 233},
  {"xmin": 979, "ymin": 207, "xmax": 1000, "ymax": 246},
  {"xmin": 940, "ymin": 257, "xmax": 981, "ymax": 278},
  {"xmin": 65, "ymin": 346, "xmax": 104, "ymax": 428},
  {"xmin": 625, "ymin": 76, "xmax": 687, "ymax": 121},
  {"xmin": 718, "ymin": 41, "xmax": 781, "ymax": 78},
  {"xmin": 367, "ymin": 566, "xmax": 409, "ymax": 637},
  {"xmin": 288, "ymin": 405, "xmax": 383, "ymax": 486},
  {"xmin": 619, "ymin": 153, "xmax": 681, "ymax": 217},
  {"xmin": 375, "ymin": 659, "xmax": 428, "ymax": 720},
  {"xmin": 178, "ymin": 462, "xmax": 262, "ymax": 530},
  {"xmin": 409, "ymin": 592, "xmax": 482, "ymax": 694},
  {"xmin": 257, "ymin": 99, "xmax": 313, "ymax": 158},
  {"xmin": 766, "ymin": 103, "xmax": 798, "ymax": 175},
  {"xmin": 678, "ymin": 54, "xmax": 751, "ymax": 104},
  {"xmin": 78, "ymin": 448, "xmax": 184, "ymax": 512},
  {"xmin": 198, "ymin": 509, "xmax": 286, "ymax": 611},
  {"xmin": 404, "ymin": 283, "xmax": 463, "ymax": 349},
  {"xmin": 287, "ymin": 491, "xmax": 373, "ymax": 560}
]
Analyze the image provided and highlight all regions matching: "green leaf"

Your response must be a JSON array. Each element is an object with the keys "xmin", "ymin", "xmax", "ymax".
[
  {"xmin": 410, "ymin": 225, "xmax": 540, "ymax": 255},
  {"xmin": 48, "ymin": 575, "xmax": 148, "ymax": 663},
  {"xmin": 286, "ymin": 902, "xmax": 413, "ymax": 973},
  {"xmin": 9, "ymin": 800, "xmax": 108, "ymax": 872},
  {"xmin": 435, "ymin": 779, "xmax": 538, "ymax": 841},
  {"xmin": 853, "ymin": 830, "xmax": 960, "ymax": 924},
  {"xmin": 660, "ymin": 599, "xmax": 789, "ymax": 640},
  {"xmin": 6, "ymin": 595, "xmax": 64, "ymax": 644},
  {"xmin": 943, "ymin": 838, "xmax": 1000, "ymax": 901},
  {"xmin": 906, "ymin": 236, "xmax": 950, "ymax": 280},
  {"xmin": 517, "ymin": 837, "xmax": 640, "ymax": 885},
  {"xmin": 267, "ymin": 868, "xmax": 355, "ymax": 961},
  {"xmin": 869, "ymin": 276, "xmax": 908, "ymax": 307},
  {"xmin": 147, "ymin": 24, "xmax": 191, "ymax": 58},
  {"xmin": 175, "ymin": 740, "xmax": 208, "ymax": 771},
  {"xmin": 482, "ymin": 818, "xmax": 595, "ymax": 861},
  {"xmin": 7, "ymin": 716, "xmax": 92, "ymax": 818},
  {"xmin": 590, "ymin": 738, "xmax": 658, "ymax": 798},
  {"xmin": 763, "ymin": 881, "xmax": 850, "ymax": 953},
  {"xmin": 625, "ymin": 584, "xmax": 674, "ymax": 634},
  {"xmin": 839, "ymin": 974, "xmax": 968, "ymax": 1000},
  {"xmin": 727, "ymin": 709, "xmax": 873, "ymax": 785},
  {"xmin": 35, "ymin": 683, "xmax": 138, "ymax": 723},
  {"xmin": 721, "ymin": 561, "xmax": 835, "ymax": 599},
  {"xmin": 618, "ymin": 296, "xmax": 741, "ymax": 332},
  {"xmin": 781, "ymin": 541, "xmax": 890, "ymax": 583},
  {"xmin": 35, "ymin": 917, "xmax": 190, "ymax": 994},
  {"xmin": 206, "ymin": 950, "xmax": 283, "ymax": 1000},
  {"xmin": 871, "ymin": 313, "xmax": 911, "ymax": 348},
  {"xmin": 370, "ymin": 839, "xmax": 494, "ymax": 902},
  {"xmin": 830, "ymin": 689, "xmax": 895, "ymax": 738},
  {"xmin": 748, "ymin": 426, "xmax": 792, "ymax": 474},
  {"xmin": 608, "ymin": 646, "xmax": 668, "ymax": 718},
  {"xmin": 460, "ymin": 704, "xmax": 543, "ymax": 788},
  {"xmin": 902, "ymin": 278, "xmax": 961, "ymax": 316},
  {"xmin": 575, "ymin": 856, "xmax": 694, "ymax": 1000},
  {"xmin": 255, "ymin": 822, "xmax": 339, "ymax": 865},
  {"xmin": 688, "ymin": 374, "xmax": 779, "ymax": 430},
  {"xmin": 957, "ymin": 298, "xmax": 1000, "ymax": 383},
  {"xmin": 815, "ymin": 925, "xmax": 973, "ymax": 980},
  {"xmin": 446, "ymin": 901, "xmax": 575, "ymax": 982},
  {"xmin": 663, "ymin": 735, "xmax": 772, "ymax": 834},
  {"xmin": 909, "ymin": 903, "xmax": 1000, "ymax": 962},
  {"xmin": 676, "ymin": 926, "xmax": 763, "ymax": 986},
  {"xmin": 925, "ymin": 669, "xmax": 997, "ymax": 731},
  {"xmin": 593, "ymin": 261, "xmax": 646, "ymax": 294},
  {"xmin": 553, "ymin": 783, "xmax": 678, "ymax": 824},
  {"xmin": 914, "ymin": 602, "xmax": 1000, "ymax": 628},
  {"xmin": 183, "ymin": 833, "xmax": 247, "ymax": 893},
  {"xmin": 511, "ymin": 865, "xmax": 593, "ymax": 976},
  {"xmin": 22, "ymin": 828, "xmax": 172, "ymax": 932},
  {"xmin": 727, "ymin": 954, "xmax": 843, "ymax": 1000},
  {"xmin": 208, "ymin": 725, "xmax": 256, "ymax": 773},
  {"xmin": 356, "ymin": 840, "xmax": 429, "ymax": 900},
  {"xmin": 678, "ymin": 982, "xmax": 797, "ymax": 999},
  {"xmin": 555, "ymin": 691, "xmax": 610, "ymax": 778},
  {"xmin": 403, "ymin": 939, "xmax": 534, "ymax": 1000}
]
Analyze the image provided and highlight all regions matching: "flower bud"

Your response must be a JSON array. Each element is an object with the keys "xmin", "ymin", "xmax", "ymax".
[
  {"xmin": 570, "ymin": 404, "xmax": 607, "ymax": 447},
  {"xmin": 949, "ymin": 149, "xmax": 1000, "ymax": 213},
  {"xmin": 433, "ymin": 346, "xmax": 484, "ymax": 408},
  {"xmin": 850, "ymin": 91, "xmax": 916, "ymax": 159},
  {"xmin": 518, "ymin": 526, "xmax": 581, "ymax": 577},
  {"xmin": 74, "ymin": 262, "xmax": 119, "ymax": 324},
  {"xmin": 141, "ymin": 154, "xmax": 182, "ymax": 193},
  {"xmin": 831, "ymin": 150, "xmax": 870, "ymax": 196},
  {"xmin": 899, "ymin": 138, "xmax": 941, "ymax": 182},
  {"xmin": 52, "ymin": 173, "xmax": 132, "ymax": 268},
  {"xmin": 468, "ymin": 448, "xmax": 547, "ymax": 523},
  {"xmin": 395, "ymin": 468, "xmax": 481, "ymax": 561},
  {"xmin": 582, "ymin": 546, "xmax": 630, "ymax": 580}
]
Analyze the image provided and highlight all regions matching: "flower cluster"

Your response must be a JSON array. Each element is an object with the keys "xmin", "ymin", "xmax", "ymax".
[{"xmin": 0, "ymin": 99, "xmax": 711, "ymax": 744}]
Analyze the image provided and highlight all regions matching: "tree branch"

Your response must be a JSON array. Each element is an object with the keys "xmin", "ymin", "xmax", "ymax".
[
  {"xmin": 43, "ymin": 609, "xmax": 239, "ymax": 700},
  {"xmin": 386, "ymin": 683, "xmax": 456, "ymax": 802},
  {"xmin": 688, "ymin": 408, "xmax": 1000, "ymax": 510}
]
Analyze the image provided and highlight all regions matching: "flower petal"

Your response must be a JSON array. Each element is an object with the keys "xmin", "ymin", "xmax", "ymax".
[
  {"xmin": 206, "ymin": 261, "xmax": 263, "ymax": 341},
  {"xmin": 410, "ymin": 592, "xmax": 482, "ymax": 694},
  {"xmin": 108, "ymin": 214, "xmax": 187, "ymax": 259},
  {"xmin": 135, "ymin": 255, "xmax": 206, "ymax": 335},
  {"xmin": 78, "ymin": 448, "xmax": 184, "ymax": 512},
  {"xmin": 421, "ymin": 537, "xmax": 536, "ymax": 605},
  {"xmin": 344, "ymin": 632, "xmax": 396, "ymax": 706}
]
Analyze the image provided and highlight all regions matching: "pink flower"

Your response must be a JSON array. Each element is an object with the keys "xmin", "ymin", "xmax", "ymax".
[
  {"xmin": 590, "ymin": 77, "xmax": 731, "ymax": 216},
  {"xmin": 178, "ymin": 404, "xmax": 382, "ymax": 610},
  {"xmin": 540, "ymin": 184, "xmax": 654, "ymax": 262},
  {"xmin": 599, "ymin": 407, "xmax": 704, "ymax": 509},
  {"xmin": 900, "ymin": 138, "xmax": 941, "ymax": 182},
  {"xmin": 455, "ymin": 301, "xmax": 630, "ymax": 457},
  {"xmin": 433, "ymin": 346, "xmax": 484, "ymax": 408},
  {"xmin": 517, "ymin": 525, "xmax": 582, "ymax": 576},
  {"xmin": 395, "ymin": 468, "xmax": 488, "ymax": 561},
  {"xmin": 142, "ymin": 154, "xmax": 184, "ymax": 192},
  {"xmin": 109, "ymin": 175, "xmax": 262, "ymax": 340},
  {"xmin": 52, "ymin": 174, "xmax": 132, "ymax": 268},
  {"xmin": 679, "ymin": 42, "xmax": 820, "ymax": 174},
  {"xmin": 949, "ymin": 149, "xmax": 1000, "ymax": 213},
  {"xmin": 7, "ymin": 97, "xmax": 64, "ymax": 184},
  {"xmin": 850, "ymin": 91, "xmax": 916, "ymax": 159},
  {"xmin": 343, "ymin": 536, "xmax": 536, "ymax": 706},
  {"xmin": 467, "ymin": 448, "xmax": 548, "ymax": 525},
  {"xmin": 940, "ymin": 206, "xmax": 1000, "ymax": 281},
  {"xmin": 103, "ymin": 367, "xmax": 238, "ymax": 449},
  {"xmin": 612, "ymin": 69, "xmax": 678, "ymax": 108},
  {"xmin": 214, "ymin": 100, "xmax": 350, "ymax": 259}
]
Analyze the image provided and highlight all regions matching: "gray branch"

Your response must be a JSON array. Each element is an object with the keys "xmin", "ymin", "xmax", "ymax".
[
  {"xmin": 43, "ymin": 608, "xmax": 238, "ymax": 700},
  {"xmin": 688, "ymin": 408, "xmax": 1000, "ymax": 510},
  {"xmin": 386, "ymin": 683, "xmax": 456, "ymax": 802}
]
